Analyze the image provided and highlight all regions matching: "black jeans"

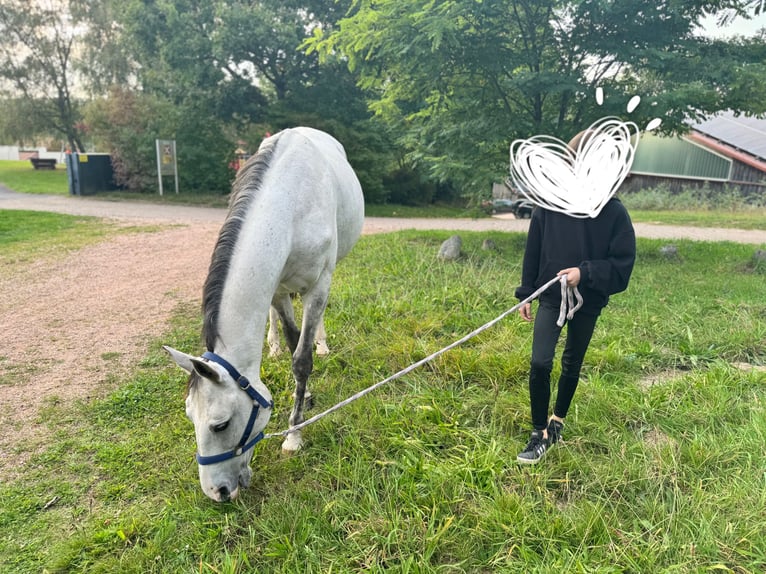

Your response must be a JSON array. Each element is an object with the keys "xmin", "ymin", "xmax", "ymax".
[{"xmin": 528, "ymin": 303, "xmax": 600, "ymax": 430}]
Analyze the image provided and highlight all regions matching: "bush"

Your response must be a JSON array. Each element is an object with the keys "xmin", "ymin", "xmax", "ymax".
[
  {"xmin": 84, "ymin": 88, "xmax": 234, "ymax": 195},
  {"xmin": 621, "ymin": 182, "xmax": 766, "ymax": 210},
  {"xmin": 84, "ymin": 88, "xmax": 179, "ymax": 193}
]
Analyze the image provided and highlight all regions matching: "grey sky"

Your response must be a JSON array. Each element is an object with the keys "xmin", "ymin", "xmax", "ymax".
[{"xmin": 699, "ymin": 12, "xmax": 766, "ymax": 38}]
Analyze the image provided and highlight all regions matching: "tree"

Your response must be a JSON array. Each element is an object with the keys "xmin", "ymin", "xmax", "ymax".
[
  {"xmin": 0, "ymin": 98, "xmax": 54, "ymax": 146},
  {"xmin": 0, "ymin": 0, "xmax": 86, "ymax": 151},
  {"xmin": 308, "ymin": 0, "xmax": 766, "ymax": 196},
  {"xmin": 104, "ymin": 0, "xmax": 406, "ymax": 199},
  {"xmin": 85, "ymin": 88, "xmax": 179, "ymax": 192}
]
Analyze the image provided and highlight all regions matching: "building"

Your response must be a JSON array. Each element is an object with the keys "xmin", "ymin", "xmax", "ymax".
[{"xmin": 627, "ymin": 111, "xmax": 766, "ymax": 196}]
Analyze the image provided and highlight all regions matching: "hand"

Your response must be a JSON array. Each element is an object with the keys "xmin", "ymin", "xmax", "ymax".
[
  {"xmin": 519, "ymin": 302, "xmax": 533, "ymax": 322},
  {"xmin": 557, "ymin": 267, "xmax": 581, "ymax": 287}
]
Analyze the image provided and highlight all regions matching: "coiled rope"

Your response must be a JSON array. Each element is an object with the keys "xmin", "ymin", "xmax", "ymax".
[{"xmin": 264, "ymin": 274, "xmax": 581, "ymax": 439}]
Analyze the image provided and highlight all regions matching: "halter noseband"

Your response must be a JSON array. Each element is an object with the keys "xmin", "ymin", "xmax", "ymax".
[{"xmin": 195, "ymin": 351, "xmax": 274, "ymax": 466}]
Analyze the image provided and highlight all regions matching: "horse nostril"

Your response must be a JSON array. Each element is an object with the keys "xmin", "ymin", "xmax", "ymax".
[{"xmin": 218, "ymin": 486, "xmax": 230, "ymax": 502}]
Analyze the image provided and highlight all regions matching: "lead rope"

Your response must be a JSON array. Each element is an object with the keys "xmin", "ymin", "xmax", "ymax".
[
  {"xmin": 264, "ymin": 274, "xmax": 581, "ymax": 439},
  {"xmin": 557, "ymin": 275, "xmax": 583, "ymax": 327}
]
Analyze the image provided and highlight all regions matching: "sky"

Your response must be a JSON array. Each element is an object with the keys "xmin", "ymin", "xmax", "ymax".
[{"xmin": 699, "ymin": 11, "xmax": 766, "ymax": 38}]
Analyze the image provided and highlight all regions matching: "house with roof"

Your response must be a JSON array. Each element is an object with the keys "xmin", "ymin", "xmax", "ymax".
[{"xmin": 627, "ymin": 111, "xmax": 766, "ymax": 196}]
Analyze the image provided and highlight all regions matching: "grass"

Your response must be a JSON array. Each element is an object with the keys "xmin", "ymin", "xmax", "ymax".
[
  {"xmin": 363, "ymin": 203, "xmax": 483, "ymax": 219},
  {"xmin": 621, "ymin": 186, "xmax": 766, "ymax": 230},
  {"xmin": 0, "ymin": 160, "xmax": 69, "ymax": 194},
  {"xmin": 626, "ymin": 208, "xmax": 766, "ymax": 230},
  {"xmin": 1, "ymin": 212, "xmax": 765, "ymax": 573},
  {"xmin": 0, "ymin": 210, "xmax": 117, "ymax": 268}
]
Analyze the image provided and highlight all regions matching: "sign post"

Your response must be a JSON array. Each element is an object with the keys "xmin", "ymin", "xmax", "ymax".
[{"xmin": 155, "ymin": 139, "xmax": 179, "ymax": 195}]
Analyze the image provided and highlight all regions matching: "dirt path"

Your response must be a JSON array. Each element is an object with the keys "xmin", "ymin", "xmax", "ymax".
[{"xmin": 0, "ymin": 188, "xmax": 764, "ymax": 479}]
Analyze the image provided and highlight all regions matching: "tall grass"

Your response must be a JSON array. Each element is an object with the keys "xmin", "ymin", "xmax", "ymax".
[
  {"xmin": 622, "ymin": 183, "xmax": 766, "ymax": 211},
  {"xmin": 1, "ymin": 218, "xmax": 765, "ymax": 573},
  {"xmin": 621, "ymin": 184, "xmax": 766, "ymax": 229}
]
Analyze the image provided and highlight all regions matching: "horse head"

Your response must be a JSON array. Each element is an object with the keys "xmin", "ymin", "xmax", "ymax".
[{"xmin": 164, "ymin": 346, "xmax": 272, "ymax": 502}]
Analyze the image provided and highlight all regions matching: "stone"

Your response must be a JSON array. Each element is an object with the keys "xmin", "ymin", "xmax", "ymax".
[
  {"xmin": 482, "ymin": 238, "xmax": 499, "ymax": 251},
  {"xmin": 659, "ymin": 244, "xmax": 679, "ymax": 260},
  {"xmin": 438, "ymin": 235, "xmax": 462, "ymax": 261}
]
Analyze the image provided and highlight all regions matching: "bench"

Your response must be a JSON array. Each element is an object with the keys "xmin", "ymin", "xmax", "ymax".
[{"xmin": 30, "ymin": 157, "xmax": 57, "ymax": 170}]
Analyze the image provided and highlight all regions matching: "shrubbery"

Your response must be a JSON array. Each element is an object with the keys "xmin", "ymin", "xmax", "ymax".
[
  {"xmin": 84, "ymin": 88, "xmax": 234, "ymax": 195},
  {"xmin": 621, "ymin": 183, "xmax": 766, "ymax": 210}
]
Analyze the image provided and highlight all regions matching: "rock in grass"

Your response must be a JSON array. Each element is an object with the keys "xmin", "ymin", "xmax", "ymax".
[
  {"xmin": 438, "ymin": 235, "xmax": 462, "ymax": 261},
  {"xmin": 659, "ymin": 244, "xmax": 679, "ymax": 260},
  {"xmin": 751, "ymin": 249, "xmax": 766, "ymax": 272},
  {"xmin": 482, "ymin": 238, "xmax": 499, "ymax": 252}
]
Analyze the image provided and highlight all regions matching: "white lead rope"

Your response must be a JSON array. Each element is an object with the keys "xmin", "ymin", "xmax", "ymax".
[{"xmin": 265, "ymin": 274, "xmax": 582, "ymax": 439}]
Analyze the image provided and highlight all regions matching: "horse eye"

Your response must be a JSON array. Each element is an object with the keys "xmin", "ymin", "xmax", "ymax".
[{"xmin": 212, "ymin": 421, "xmax": 230, "ymax": 433}]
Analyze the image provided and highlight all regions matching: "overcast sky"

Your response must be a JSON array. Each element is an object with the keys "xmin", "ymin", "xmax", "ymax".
[{"xmin": 699, "ymin": 12, "xmax": 766, "ymax": 38}]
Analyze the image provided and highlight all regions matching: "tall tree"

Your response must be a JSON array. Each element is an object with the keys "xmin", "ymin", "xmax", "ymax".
[
  {"xmin": 308, "ymin": 0, "xmax": 766, "ymax": 195},
  {"xmin": 212, "ymin": 0, "xmax": 363, "ymax": 120},
  {"xmin": 0, "ymin": 0, "xmax": 86, "ymax": 151}
]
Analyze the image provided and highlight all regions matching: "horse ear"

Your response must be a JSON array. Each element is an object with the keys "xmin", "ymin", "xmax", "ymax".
[
  {"xmin": 163, "ymin": 345, "xmax": 196, "ymax": 374},
  {"xmin": 190, "ymin": 357, "xmax": 223, "ymax": 384}
]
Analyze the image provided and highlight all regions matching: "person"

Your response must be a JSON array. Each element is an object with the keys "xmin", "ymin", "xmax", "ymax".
[{"xmin": 514, "ymin": 130, "xmax": 637, "ymax": 464}]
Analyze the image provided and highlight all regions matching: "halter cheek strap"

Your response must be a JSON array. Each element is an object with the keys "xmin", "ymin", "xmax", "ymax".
[{"xmin": 195, "ymin": 352, "xmax": 274, "ymax": 466}]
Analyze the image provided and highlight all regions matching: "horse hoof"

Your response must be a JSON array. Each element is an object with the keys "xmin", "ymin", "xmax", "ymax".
[
  {"xmin": 281, "ymin": 434, "xmax": 304, "ymax": 454},
  {"xmin": 315, "ymin": 342, "xmax": 330, "ymax": 356}
]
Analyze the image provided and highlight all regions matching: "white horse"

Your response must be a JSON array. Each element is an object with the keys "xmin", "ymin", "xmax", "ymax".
[{"xmin": 164, "ymin": 127, "xmax": 364, "ymax": 502}]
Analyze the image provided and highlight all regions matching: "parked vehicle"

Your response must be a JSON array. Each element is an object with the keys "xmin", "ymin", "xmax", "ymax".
[
  {"xmin": 489, "ymin": 198, "xmax": 515, "ymax": 213},
  {"xmin": 509, "ymin": 198, "xmax": 534, "ymax": 219},
  {"xmin": 484, "ymin": 197, "xmax": 535, "ymax": 218}
]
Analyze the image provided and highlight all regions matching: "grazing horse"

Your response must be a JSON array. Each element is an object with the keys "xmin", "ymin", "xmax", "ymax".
[{"xmin": 164, "ymin": 127, "xmax": 364, "ymax": 502}]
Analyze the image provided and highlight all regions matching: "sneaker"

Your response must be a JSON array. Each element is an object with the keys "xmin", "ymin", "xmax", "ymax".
[
  {"xmin": 547, "ymin": 418, "xmax": 564, "ymax": 445},
  {"xmin": 517, "ymin": 430, "xmax": 549, "ymax": 464}
]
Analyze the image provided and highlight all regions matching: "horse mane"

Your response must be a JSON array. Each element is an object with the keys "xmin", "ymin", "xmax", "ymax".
[{"xmin": 202, "ymin": 133, "xmax": 283, "ymax": 351}]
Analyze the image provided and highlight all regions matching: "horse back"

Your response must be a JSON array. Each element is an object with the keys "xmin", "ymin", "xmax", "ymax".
[{"xmin": 253, "ymin": 128, "xmax": 363, "ymax": 258}]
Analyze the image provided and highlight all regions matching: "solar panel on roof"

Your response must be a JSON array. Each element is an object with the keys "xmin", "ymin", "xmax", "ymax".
[{"xmin": 693, "ymin": 111, "xmax": 766, "ymax": 160}]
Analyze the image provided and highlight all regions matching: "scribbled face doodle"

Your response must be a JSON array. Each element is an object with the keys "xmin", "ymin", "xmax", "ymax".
[{"xmin": 510, "ymin": 88, "xmax": 663, "ymax": 219}]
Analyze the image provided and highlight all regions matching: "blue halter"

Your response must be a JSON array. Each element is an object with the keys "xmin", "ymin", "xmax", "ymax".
[{"xmin": 195, "ymin": 352, "xmax": 274, "ymax": 466}]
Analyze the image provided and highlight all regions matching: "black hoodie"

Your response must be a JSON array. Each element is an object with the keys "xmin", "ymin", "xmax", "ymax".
[{"xmin": 514, "ymin": 198, "xmax": 636, "ymax": 315}]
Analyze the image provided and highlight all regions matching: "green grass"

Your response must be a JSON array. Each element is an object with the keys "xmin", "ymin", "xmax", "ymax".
[
  {"xmin": 0, "ymin": 159, "xmax": 69, "ymax": 194},
  {"xmin": 627, "ymin": 208, "xmax": 766, "ymax": 230},
  {"xmin": 363, "ymin": 203, "xmax": 483, "ymax": 219},
  {"xmin": 621, "ymin": 186, "xmax": 766, "ymax": 229},
  {"xmin": 0, "ymin": 210, "xmax": 117, "ymax": 268},
  {"xmin": 1, "ymin": 214, "xmax": 765, "ymax": 573}
]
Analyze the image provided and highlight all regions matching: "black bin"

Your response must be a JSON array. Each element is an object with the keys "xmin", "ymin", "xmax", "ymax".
[{"xmin": 66, "ymin": 153, "xmax": 120, "ymax": 196}]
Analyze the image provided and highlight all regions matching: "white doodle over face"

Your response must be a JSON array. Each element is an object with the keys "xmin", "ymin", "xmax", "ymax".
[{"xmin": 509, "ymin": 91, "xmax": 662, "ymax": 219}]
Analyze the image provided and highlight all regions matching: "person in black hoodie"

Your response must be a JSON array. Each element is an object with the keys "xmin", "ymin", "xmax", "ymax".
[{"xmin": 515, "ymin": 130, "xmax": 636, "ymax": 464}]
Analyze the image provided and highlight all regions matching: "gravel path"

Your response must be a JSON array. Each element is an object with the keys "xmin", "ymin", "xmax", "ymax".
[
  {"xmin": 0, "ymin": 187, "xmax": 763, "ymax": 479},
  {"xmin": 2, "ymin": 187, "xmax": 766, "ymax": 242}
]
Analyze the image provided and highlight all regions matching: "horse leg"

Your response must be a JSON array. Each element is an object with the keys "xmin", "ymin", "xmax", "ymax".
[
  {"xmin": 282, "ymin": 279, "xmax": 330, "ymax": 453},
  {"xmin": 272, "ymin": 294, "xmax": 328, "ymax": 356},
  {"xmin": 271, "ymin": 293, "xmax": 300, "ymax": 353},
  {"xmin": 315, "ymin": 313, "xmax": 329, "ymax": 356},
  {"xmin": 272, "ymin": 293, "xmax": 313, "ymax": 408},
  {"xmin": 267, "ymin": 306, "xmax": 282, "ymax": 357}
]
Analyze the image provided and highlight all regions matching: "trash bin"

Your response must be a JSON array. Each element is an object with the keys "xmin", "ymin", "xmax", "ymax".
[{"xmin": 66, "ymin": 153, "xmax": 120, "ymax": 196}]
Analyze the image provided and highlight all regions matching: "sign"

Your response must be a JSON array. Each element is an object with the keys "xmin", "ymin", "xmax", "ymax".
[{"xmin": 155, "ymin": 139, "xmax": 179, "ymax": 195}]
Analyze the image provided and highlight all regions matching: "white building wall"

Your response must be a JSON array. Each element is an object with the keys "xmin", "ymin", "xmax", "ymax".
[{"xmin": 0, "ymin": 146, "xmax": 20, "ymax": 160}]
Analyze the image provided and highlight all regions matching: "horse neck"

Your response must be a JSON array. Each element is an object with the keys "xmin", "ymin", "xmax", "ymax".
[{"xmin": 212, "ymin": 295, "xmax": 271, "ymax": 389}]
